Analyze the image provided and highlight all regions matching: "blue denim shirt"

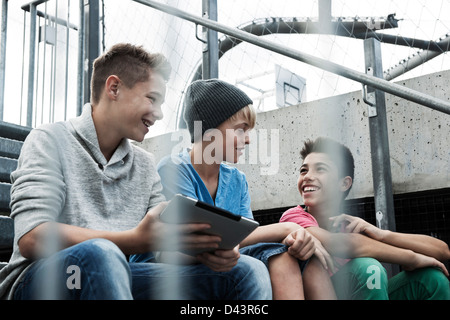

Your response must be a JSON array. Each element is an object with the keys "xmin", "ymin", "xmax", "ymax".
[
  {"xmin": 129, "ymin": 149, "xmax": 253, "ymax": 263},
  {"xmin": 156, "ymin": 149, "xmax": 253, "ymax": 219}
]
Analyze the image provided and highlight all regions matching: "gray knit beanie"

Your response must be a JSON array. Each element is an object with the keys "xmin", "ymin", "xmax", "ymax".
[{"xmin": 183, "ymin": 79, "xmax": 253, "ymax": 142}]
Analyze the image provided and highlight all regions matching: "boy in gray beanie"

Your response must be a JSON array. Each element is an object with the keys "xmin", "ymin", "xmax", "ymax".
[
  {"xmin": 145, "ymin": 79, "xmax": 336, "ymax": 299},
  {"xmin": 183, "ymin": 79, "xmax": 254, "ymax": 143}
]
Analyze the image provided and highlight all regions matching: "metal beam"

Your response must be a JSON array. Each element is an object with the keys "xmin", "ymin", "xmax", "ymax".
[
  {"xmin": 77, "ymin": 0, "xmax": 85, "ymax": 115},
  {"xmin": 0, "ymin": 0, "xmax": 8, "ymax": 120},
  {"xmin": 201, "ymin": 0, "xmax": 218, "ymax": 79},
  {"xmin": 363, "ymin": 38, "xmax": 396, "ymax": 233},
  {"xmin": 364, "ymin": 38, "xmax": 400, "ymax": 277},
  {"xmin": 353, "ymin": 31, "xmax": 450, "ymax": 52},
  {"xmin": 190, "ymin": 15, "xmax": 400, "ymax": 84},
  {"xmin": 26, "ymin": 3, "xmax": 37, "ymax": 127},
  {"xmin": 133, "ymin": 0, "xmax": 450, "ymax": 116},
  {"xmin": 318, "ymin": 0, "xmax": 332, "ymax": 34},
  {"xmin": 218, "ymin": 17, "xmax": 400, "ymax": 59},
  {"xmin": 84, "ymin": 0, "xmax": 100, "ymax": 105},
  {"xmin": 384, "ymin": 34, "xmax": 450, "ymax": 81}
]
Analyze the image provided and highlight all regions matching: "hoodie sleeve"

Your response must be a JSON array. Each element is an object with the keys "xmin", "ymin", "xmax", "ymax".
[{"xmin": 10, "ymin": 127, "xmax": 66, "ymax": 244}]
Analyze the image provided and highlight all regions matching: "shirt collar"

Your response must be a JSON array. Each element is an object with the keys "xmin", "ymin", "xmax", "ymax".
[{"xmin": 69, "ymin": 103, "xmax": 132, "ymax": 166}]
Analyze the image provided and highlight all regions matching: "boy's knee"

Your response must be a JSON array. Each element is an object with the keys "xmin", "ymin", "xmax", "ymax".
[
  {"xmin": 67, "ymin": 239, "xmax": 132, "ymax": 299},
  {"xmin": 409, "ymin": 267, "xmax": 450, "ymax": 299},
  {"xmin": 351, "ymin": 258, "xmax": 388, "ymax": 284},
  {"xmin": 234, "ymin": 255, "xmax": 272, "ymax": 299},
  {"xmin": 351, "ymin": 257, "xmax": 387, "ymax": 275},
  {"xmin": 71, "ymin": 239, "xmax": 129, "ymax": 276},
  {"xmin": 336, "ymin": 257, "xmax": 389, "ymax": 299},
  {"xmin": 77, "ymin": 238, "xmax": 124, "ymax": 259},
  {"xmin": 426, "ymin": 268, "xmax": 450, "ymax": 299},
  {"xmin": 235, "ymin": 254, "xmax": 270, "ymax": 279}
]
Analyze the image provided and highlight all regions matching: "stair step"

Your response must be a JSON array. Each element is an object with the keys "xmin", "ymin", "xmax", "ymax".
[
  {"xmin": 0, "ymin": 121, "xmax": 32, "ymax": 141},
  {"xmin": 0, "ymin": 183, "xmax": 11, "ymax": 213},
  {"xmin": 0, "ymin": 216, "xmax": 14, "ymax": 250},
  {"xmin": 0, "ymin": 137, "xmax": 23, "ymax": 159},
  {"xmin": 0, "ymin": 157, "xmax": 17, "ymax": 183}
]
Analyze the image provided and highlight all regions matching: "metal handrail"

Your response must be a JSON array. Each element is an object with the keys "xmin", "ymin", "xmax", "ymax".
[{"xmin": 133, "ymin": 0, "xmax": 450, "ymax": 116}]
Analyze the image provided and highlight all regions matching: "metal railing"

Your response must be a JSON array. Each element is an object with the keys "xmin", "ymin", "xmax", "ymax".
[
  {"xmin": 2, "ymin": 0, "xmax": 449, "ymax": 128},
  {"xmin": 0, "ymin": 0, "xmax": 8, "ymax": 121},
  {"xmin": 133, "ymin": 0, "xmax": 450, "ymax": 116},
  {"xmin": 0, "ymin": 0, "xmax": 85, "ymax": 127}
]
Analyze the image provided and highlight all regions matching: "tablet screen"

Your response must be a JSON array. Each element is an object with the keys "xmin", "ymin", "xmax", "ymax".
[{"xmin": 159, "ymin": 194, "xmax": 259, "ymax": 254}]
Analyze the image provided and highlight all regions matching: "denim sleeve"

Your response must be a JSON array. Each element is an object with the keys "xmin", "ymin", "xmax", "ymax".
[
  {"xmin": 239, "ymin": 174, "xmax": 253, "ymax": 220},
  {"xmin": 157, "ymin": 156, "xmax": 199, "ymax": 201}
]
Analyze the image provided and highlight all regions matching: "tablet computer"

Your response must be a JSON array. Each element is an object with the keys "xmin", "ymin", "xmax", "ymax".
[{"xmin": 159, "ymin": 194, "xmax": 259, "ymax": 255}]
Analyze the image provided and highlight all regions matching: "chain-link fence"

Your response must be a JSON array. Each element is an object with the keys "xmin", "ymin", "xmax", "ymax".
[
  {"xmin": 103, "ymin": 0, "xmax": 450, "ymax": 136},
  {"xmin": 1, "ymin": 0, "xmax": 449, "ymax": 134}
]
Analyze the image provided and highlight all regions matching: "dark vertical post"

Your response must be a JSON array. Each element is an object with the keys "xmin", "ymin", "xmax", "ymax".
[
  {"xmin": 77, "ymin": 0, "xmax": 85, "ymax": 115},
  {"xmin": 26, "ymin": 3, "xmax": 37, "ymax": 127},
  {"xmin": 364, "ymin": 38, "xmax": 399, "ymax": 277},
  {"xmin": 84, "ymin": 0, "xmax": 100, "ymax": 105},
  {"xmin": 0, "ymin": 0, "xmax": 8, "ymax": 120},
  {"xmin": 201, "ymin": 0, "xmax": 218, "ymax": 79},
  {"xmin": 318, "ymin": 0, "xmax": 332, "ymax": 33}
]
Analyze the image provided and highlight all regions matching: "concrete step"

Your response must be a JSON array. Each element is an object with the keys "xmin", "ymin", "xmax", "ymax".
[
  {"xmin": 0, "ymin": 136, "xmax": 23, "ymax": 159},
  {"xmin": 0, "ymin": 157, "xmax": 17, "ymax": 183},
  {"xmin": 0, "ymin": 216, "xmax": 13, "ymax": 250},
  {"xmin": 0, "ymin": 120, "xmax": 31, "ymax": 141},
  {"xmin": 0, "ymin": 182, "xmax": 11, "ymax": 214}
]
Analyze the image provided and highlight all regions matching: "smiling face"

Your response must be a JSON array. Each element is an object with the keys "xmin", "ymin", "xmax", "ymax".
[
  {"xmin": 112, "ymin": 71, "xmax": 166, "ymax": 142},
  {"xmin": 298, "ymin": 152, "xmax": 352, "ymax": 210},
  {"xmin": 216, "ymin": 111, "xmax": 251, "ymax": 163}
]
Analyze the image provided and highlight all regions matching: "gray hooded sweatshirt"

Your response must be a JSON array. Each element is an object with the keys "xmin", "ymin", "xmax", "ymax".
[{"xmin": 0, "ymin": 104, "xmax": 164, "ymax": 299}]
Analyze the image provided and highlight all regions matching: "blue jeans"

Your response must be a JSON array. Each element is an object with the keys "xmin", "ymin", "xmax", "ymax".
[
  {"xmin": 239, "ymin": 242, "xmax": 309, "ymax": 272},
  {"xmin": 13, "ymin": 238, "xmax": 272, "ymax": 300}
]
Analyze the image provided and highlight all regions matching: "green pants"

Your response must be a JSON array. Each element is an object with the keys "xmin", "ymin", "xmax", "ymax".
[{"xmin": 331, "ymin": 257, "xmax": 450, "ymax": 300}]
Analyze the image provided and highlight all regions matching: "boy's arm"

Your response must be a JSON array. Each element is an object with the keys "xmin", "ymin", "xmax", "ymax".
[
  {"xmin": 306, "ymin": 226, "xmax": 449, "ymax": 276},
  {"xmin": 331, "ymin": 214, "xmax": 450, "ymax": 262},
  {"xmin": 240, "ymin": 222, "xmax": 301, "ymax": 247},
  {"xmin": 379, "ymin": 230, "xmax": 450, "ymax": 262},
  {"xmin": 241, "ymin": 223, "xmax": 316, "ymax": 261},
  {"xmin": 18, "ymin": 221, "xmax": 145, "ymax": 259},
  {"xmin": 18, "ymin": 203, "xmax": 222, "ymax": 260}
]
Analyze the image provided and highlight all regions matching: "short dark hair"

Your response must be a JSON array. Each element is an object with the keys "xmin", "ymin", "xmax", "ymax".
[
  {"xmin": 90, "ymin": 43, "xmax": 171, "ymax": 104},
  {"xmin": 300, "ymin": 137, "xmax": 355, "ymax": 198}
]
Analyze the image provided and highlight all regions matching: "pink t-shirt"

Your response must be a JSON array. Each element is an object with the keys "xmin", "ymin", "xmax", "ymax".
[
  {"xmin": 280, "ymin": 205, "xmax": 319, "ymax": 228},
  {"xmin": 280, "ymin": 205, "xmax": 349, "ymax": 275}
]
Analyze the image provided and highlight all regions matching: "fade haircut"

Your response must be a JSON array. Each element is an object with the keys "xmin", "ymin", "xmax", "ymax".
[
  {"xmin": 300, "ymin": 137, "xmax": 355, "ymax": 199},
  {"xmin": 90, "ymin": 43, "xmax": 171, "ymax": 105}
]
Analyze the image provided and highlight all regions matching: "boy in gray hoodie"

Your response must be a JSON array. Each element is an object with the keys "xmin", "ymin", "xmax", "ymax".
[{"xmin": 0, "ymin": 43, "xmax": 271, "ymax": 300}]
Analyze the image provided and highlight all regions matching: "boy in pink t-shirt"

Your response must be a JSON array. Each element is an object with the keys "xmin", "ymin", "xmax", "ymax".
[
  {"xmin": 280, "ymin": 137, "xmax": 450, "ymax": 300},
  {"xmin": 281, "ymin": 205, "xmax": 319, "ymax": 229},
  {"xmin": 281, "ymin": 205, "xmax": 349, "ymax": 276}
]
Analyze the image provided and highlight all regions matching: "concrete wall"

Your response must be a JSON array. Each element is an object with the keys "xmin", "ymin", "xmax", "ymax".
[{"xmin": 136, "ymin": 69, "xmax": 450, "ymax": 211}]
